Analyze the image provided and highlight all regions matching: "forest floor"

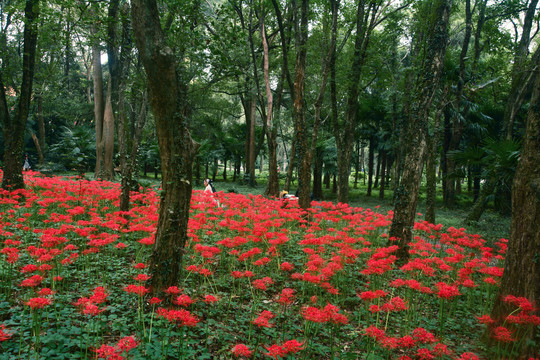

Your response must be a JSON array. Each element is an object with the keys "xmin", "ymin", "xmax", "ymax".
[{"xmin": 1, "ymin": 170, "xmax": 525, "ymax": 360}]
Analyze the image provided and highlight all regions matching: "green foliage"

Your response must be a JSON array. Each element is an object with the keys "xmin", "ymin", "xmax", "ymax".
[{"xmin": 48, "ymin": 126, "xmax": 96, "ymax": 172}]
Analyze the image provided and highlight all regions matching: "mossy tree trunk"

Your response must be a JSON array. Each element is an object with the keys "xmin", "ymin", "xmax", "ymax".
[{"xmin": 131, "ymin": 0, "xmax": 199, "ymax": 294}]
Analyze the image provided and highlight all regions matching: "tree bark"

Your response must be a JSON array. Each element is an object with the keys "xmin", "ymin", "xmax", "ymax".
[
  {"xmin": 379, "ymin": 150, "xmax": 386, "ymax": 200},
  {"xmin": 389, "ymin": 0, "xmax": 453, "ymax": 263},
  {"xmin": 490, "ymin": 57, "xmax": 540, "ymax": 358},
  {"xmin": 131, "ymin": 0, "xmax": 199, "ymax": 294},
  {"xmin": 1, "ymin": 0, "xmax": 39, "ymax": 190},
  {"xmin": 261, "ymin": 16, "xmax": 279, "ymax": 197},
  {"xmin": 102, "ymin": 80, "xmax": 115, "ymax": 180},
  {"xmin": 292, "ymin": 0, "xmax": 310, "ymax": 211},
  {"xmin": 92, "ymin": 23, "xmax": 105, "ymax": 178}
]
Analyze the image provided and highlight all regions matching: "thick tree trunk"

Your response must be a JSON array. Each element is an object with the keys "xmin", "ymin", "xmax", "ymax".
[
  {"xmin": 490, "ymin": 58, "xmax": 540, "ymax": 358},
  {"xmin": 0, "ymin": 0, "xmax": 39, "ymax": 190},
  {"xmin": 389, "ymin": 0, "xmax": 453, "ymax": 263},
  {"xmin": 131, "ymin": 0, "xmax": 198, "ymax": 294}
]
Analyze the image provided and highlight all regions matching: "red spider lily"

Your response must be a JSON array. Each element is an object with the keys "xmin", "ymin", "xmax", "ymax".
[
  {"xmin": 503, "ymin": 295, "xmax": 535, "ymax": 312},
  {"xmin": 156, "ymin": 308, "xmax": 199, "ymax": 327},
  {"xmin": 476, "ymin": 314, "xmax": 494, "ymax": 325},
  {"xmin": 277, "ymin": 288, "xmax": 295, "ymax": 306},
  {"xmin": 301, "ymin": 303, "xmax": 348, "ymax": 324},
  {"xmin": 123, "ymin": 284, "xmax": 149, "ymax": 296},
  {"xmin": 174, "ymin": 294, "xmax": 194, "ymax": 307},
  {"xmin": 20, "ymin": 274, "xmax": 43, "ymax": 287},
  {"xmin": 116, "ymin": 336, "xmax": 138, "ymax": 352},
  {"xmin": 95, "ymin": 344, "xmax": 122, "ymax": 360},
  {"xmin": 416, "ymin": 348, "xmax": 435, "ymax": 360},
  {"xmin": 458, "ymin": 352, "xmax": 480, "ymax": 360},
  {"xmin": 435, "ymin": 282, "xmax": 461, "ymax": 300},
  {"xmin": 231, "ymin": 343, "xmax": 252, "ymax": 358},
  {"xmin": 492, "ymin": 326, "xmax": 515, "ymax": 343},
  {"xmin": 25, "ymin": 297, "xmax": 52, "ymax": 309},
  {"xmin": 133, "ymin": 274, "xmax": 151, "ymax": 282},
  {"xmin": 38, "ymin": 288, "xmax": 55, "ymax": 296},
  {"xmin": 364, "ymin": 325, "xmax": 386, "ymax": 341},
  {"xmin": 149, "ymin": 297, "xmax": 162, "ymax": 305},
  {"xmin": 252, "ymin": 310, "xmax": 275, "ymax": 328},
  {"xmin": 164, "ymin": 286, "xmax": 182, "ymax": 295},
  {"xmin": 203, "ymin": 295, "xmax": 218, "ymax": 303},
  {"xmin": 263, "ymin": 339, "xmax": 305, "ymax": 359},
  {"xmin": 358, "ymin": 289, "xmax": 388, "ymax": 301},
  {"xmin": 411, "ymin": 328, "xmax": 436, "ymax": 344},
  {"xmin": 133, "ymin": 263, "xmax": 147, "ymax": 269},
  {"xmin": 252, "ymin": 277, "xmax": 274, "ymax": 291},
  {"xmin": 0, "ymin": 324, "xmax": 13, "ymax": 342},
  {"xmin": 20, "ymin": 264, "xmax": 38, "ymax": 273}
]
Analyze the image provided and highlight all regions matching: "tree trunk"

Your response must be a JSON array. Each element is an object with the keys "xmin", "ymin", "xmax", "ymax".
[
  {"xmin": 503, "ymin": 0, "xmax": 539, "ymax": 140},
  {"xmin": 426, "ymin": 98, "xmax": 446, "ymax": 224},
  {"xmin": 379, "ymin": 150, "xmax": 386, "ymax": 200},
  {"xmin": 131, "ymin": 0, "xmax": 199, "ymax": 294},
  {"xmin": 248, "ymin": 97, "xmax": 256, "ymax": 186},
  {"xmin": 102, "ymin": 81, "xmax": 115, "ymax": 180},
  {"xmin": 261, "ymin": 17, "xmax": 279, "ymax": 197},
  {"xmin": 292, "ymin": 0, "xmax": 310, "ymax": 211},
  {"xmin": 465, "ymin": 179, "xmax": 496, "ymax": 222},
  {"xmin": 367, "ymin": 138, "xmax": 374, "ymax": 196},
  {"xmin": 490, "ymin": 58, "xmax": 540, "ymax": 358},
  {"xmin": 36, "ymin": 94, "xmax": 46, "ymax": 165},
  {"xmin": 92, "ymin": 31, "xmax": 105, "ymax": 178},
  {"xmin": 389, "ymin": 0, "xmax": 453, "ymax": 263},
  {"xmin": 312, "ymin": 146, "xmax": 323, "ymax": 201},
  {"xmin": 1, "ymin": 0, "xmax": 39, "ymax": 190},
  {"xmin": 374, "ymin": 151, "xmax": 381, "ymax": 188}
]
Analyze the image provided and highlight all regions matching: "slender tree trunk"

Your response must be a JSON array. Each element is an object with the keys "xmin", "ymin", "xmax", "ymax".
[
  {"xmin": 92, "ymin": 33, "xmax": 105, "ymax": 178},
  {"xmin": 374, "ymin": 151, "xmax": 381, "ymax": 188},
  {"xmin": 248, "ymin": 97, "xmax": 256, "ymax": 186},
  {"xmin": 379, "ymin": 150, "xmax": 386, "ymax": 200},
  {"xmin": 36, "ymin": 94, "xmax": 46, "ymax": 165},
  {"xmin": 131, "ymin": 0, "xmax": 199, "ymax": 294},
  {"xmin": 367, "ymin": 138, "xmax": 374, "ymax": 196},
  {"xmin": 102, "ymin": 80, "xmax": 115, "ymax": 180},
  {"xmin": 490, "ymin": 58, "xmax": 540, "ymax": 358},
  {"xmin": 389, "ymin": 0, "xmax": 453, "ymax": 263},
  {"xmin": 426, "ymin": 94, "xmax": 446, "ymax": 224},
  {"xmin": 1, "ymin": 0, "xmax": 39, "ymax": 190},
  {"xmin": 293, "ymin": 0, "xmax": 310, "ymax": 211},
  {"xmin": 503, "ymin": 0, "xmax": 539, "ymax": 140},
  {"xmin": 261, "ymin": 16, "xmax": 279, "ymax": 197},
  {"xmin": 312, "ymin": 146, "xmax": 323, "ymax": 201}
]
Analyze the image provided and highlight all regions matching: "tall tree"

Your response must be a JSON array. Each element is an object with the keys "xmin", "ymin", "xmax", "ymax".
[
  {"xmin": 389, "ymin": 0, "xmax": 453, "ymax": 262},
  {"xmin": 490, "ymin": 55, "xmax": 540, "ymax": 358},
  {"xmin": 292, "ymin": 0, "xmax": 310, "ymax": 210},
  {"xmin": 131, "ymin": 0, "xmax": 199, "ymax": 293},
  {"xmin": 503, "ymin": 0, "xmax": 539, "ymax": 140},
  {"xmin": 1, "ymin": 0, "xmax": 40, "ymax": 190},
  {"xmin": 261, "ymin": 11, "xmax": 279, "ymax": 197}
]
